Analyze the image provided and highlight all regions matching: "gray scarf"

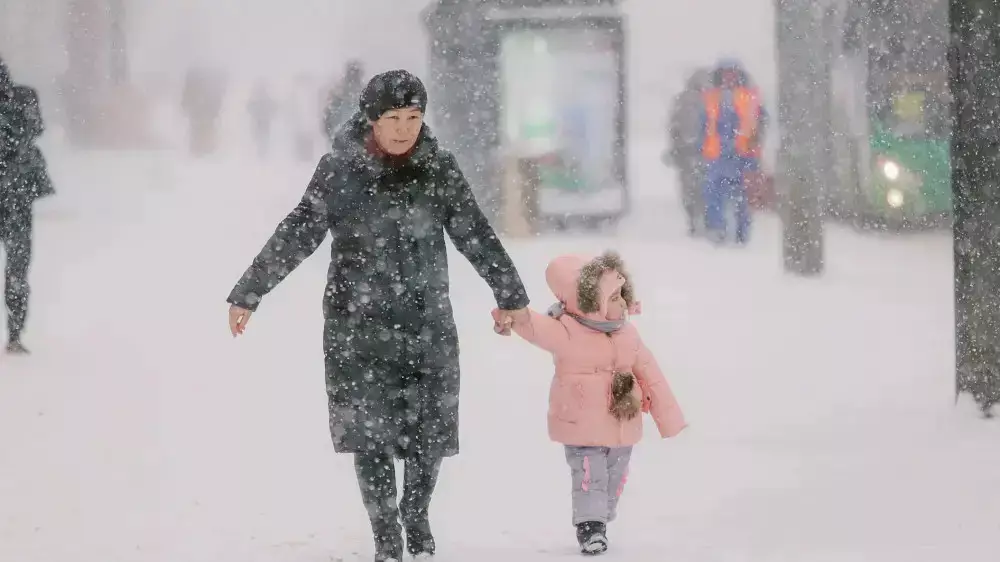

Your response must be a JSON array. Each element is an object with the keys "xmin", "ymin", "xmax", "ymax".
[{"xmin": 547, "ymin": 302, "xmax": 624, "ymax": 334}]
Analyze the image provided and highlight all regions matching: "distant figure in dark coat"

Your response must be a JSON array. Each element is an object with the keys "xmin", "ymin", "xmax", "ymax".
[
  {"xmin": 324, "ymin": 60, "xmax": 365, "ymax": 144},
  {"xmin": 665, "ymin": 68, "xmax": 712, "ymax": 235},
  {"xmin": 181, "ymin": 67, "xmax": 226, "ymax": 156},
  {"xmin": 0, "ymin": 57, "xmax": 55, "ymax": 354},
  {"xmin": 247, "ymin": 81, "xmax": 278, "ymax": 158}
]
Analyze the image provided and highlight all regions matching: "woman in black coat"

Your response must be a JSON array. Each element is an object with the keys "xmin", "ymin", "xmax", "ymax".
[{"xmin": 226, "ymin": 70, "xmax": 529, "ymax": 562}]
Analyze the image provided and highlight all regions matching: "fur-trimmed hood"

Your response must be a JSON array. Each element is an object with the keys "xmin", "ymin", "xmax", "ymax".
[{"xmin": 545, "ymin": 251, "xmax": 637, "ymax": 319}]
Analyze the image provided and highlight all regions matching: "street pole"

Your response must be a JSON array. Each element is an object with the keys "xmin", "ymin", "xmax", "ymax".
[
  {"xmin": 776, "ymin": 0, "xmax": 826, "ymax": 276},
  {"xmin": 951, "ymin": 0, "xmax": 1000, "ymax": 416}
]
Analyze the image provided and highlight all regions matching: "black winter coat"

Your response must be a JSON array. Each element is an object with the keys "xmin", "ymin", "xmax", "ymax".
[
  {"xmin": 1, "ymin": 83, "xmax": 54, "ymax": 215},
  {"xmin": 667, "ymin": 85, "xmax": 707, "ymax": 168},
  {"xmin": 228, "ymin": 113, "xmax": 529, "ymax": 458}
]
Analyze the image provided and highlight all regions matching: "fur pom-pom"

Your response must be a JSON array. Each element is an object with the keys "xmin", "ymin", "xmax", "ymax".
[{"xmin": 609, "ymin": 371, "xmax": 641, "ymax": 421}]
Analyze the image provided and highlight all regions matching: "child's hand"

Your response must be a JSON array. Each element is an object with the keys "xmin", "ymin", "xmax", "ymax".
[{"xmin": 492, "ymin": 308, "xmax": 528, "ymax": 335}]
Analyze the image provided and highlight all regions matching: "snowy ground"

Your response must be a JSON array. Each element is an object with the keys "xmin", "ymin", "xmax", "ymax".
[{"xmin": 1, "ymin": 139, "xmax": 997, "ymax": 562}]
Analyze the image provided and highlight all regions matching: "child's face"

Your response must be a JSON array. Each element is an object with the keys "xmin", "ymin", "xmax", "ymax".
[{"xmin": 606, "ymin": 289, "xmax": 627, "ymax": 321}]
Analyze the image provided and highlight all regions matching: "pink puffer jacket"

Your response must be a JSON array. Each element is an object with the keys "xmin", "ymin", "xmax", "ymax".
[{"xmin": 506, "ymin": 252, "xmax": 687, "ymax": 447}]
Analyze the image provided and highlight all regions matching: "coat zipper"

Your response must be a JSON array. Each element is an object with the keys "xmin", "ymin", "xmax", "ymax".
[{"xmin": 607, "ymin": 332, "xmax": 626, "ymax": 446}]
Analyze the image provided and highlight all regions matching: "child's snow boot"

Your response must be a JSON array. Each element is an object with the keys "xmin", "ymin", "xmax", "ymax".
[{"xmin": 575, "ymin": 521, "xmax": 608, "ymax": 555}]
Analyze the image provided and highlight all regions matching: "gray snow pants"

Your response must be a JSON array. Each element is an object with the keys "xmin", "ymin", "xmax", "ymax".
[{"xmin": 564, "ymin": 445, "xmax": 633, "ymax": 525}]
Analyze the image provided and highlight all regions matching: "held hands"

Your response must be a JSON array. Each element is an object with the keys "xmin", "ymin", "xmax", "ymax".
[
  {"xmin": 492, "ymin": 308, "xmax": 528, "ymax": 336},
  {"xmin": 232, "ymin": 305, "xmax": 528, "ymax": 338},
  {"xmin": 229, "ymin": 305, "xmax": 253, "ymax": 337}
]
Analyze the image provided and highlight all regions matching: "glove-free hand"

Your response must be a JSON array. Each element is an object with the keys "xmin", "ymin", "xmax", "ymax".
[
  {"xmin": 229, "ymin": 305, "xmax": 252, "ymax": 337},
  {"xmin": 491, "ymin": 308, "xmax": 527, "ymax": 336}
]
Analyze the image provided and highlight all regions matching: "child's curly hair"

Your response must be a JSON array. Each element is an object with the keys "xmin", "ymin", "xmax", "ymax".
[{"xmin": 610, "ymin": 371, "xmax": 642, "ymax": 421}]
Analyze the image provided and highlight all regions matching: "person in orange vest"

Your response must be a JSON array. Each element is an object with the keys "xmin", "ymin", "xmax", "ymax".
[{"xmin": 698, "ymin": 59, "xmax": 767, "ymax": 244}]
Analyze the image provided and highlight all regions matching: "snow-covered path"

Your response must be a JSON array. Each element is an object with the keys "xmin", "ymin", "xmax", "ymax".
[{"xmin": 1, "ymin": 145, "xmax": 997, "ymax": 562}]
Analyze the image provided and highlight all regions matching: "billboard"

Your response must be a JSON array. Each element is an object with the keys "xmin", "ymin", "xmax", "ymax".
[{"xmin": 499, "ymin": 27, "xmax": 624, "ymax": 217}]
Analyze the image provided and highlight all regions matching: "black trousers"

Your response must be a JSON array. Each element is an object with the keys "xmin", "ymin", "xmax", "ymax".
[
  {"xmin": 677, "ymin": 162, "xmax": 706, "ymax": 231},
  {"xmin": 354, "ymin": 448, "xmax": 442, "ymax": 558},
  {"xmin": 0, "ymin": 206, "xmax": 31, "ymax": 343}
]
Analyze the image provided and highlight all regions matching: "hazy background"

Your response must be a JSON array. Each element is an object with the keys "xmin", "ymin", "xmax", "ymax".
[{"xmin": 0, "ymin": 0, "xmax": 777, "ymax": 142}]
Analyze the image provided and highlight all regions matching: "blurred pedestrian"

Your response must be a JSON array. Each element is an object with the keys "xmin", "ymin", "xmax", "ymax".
[
  {"xmin": 665, "ymin": 68, "xmax": 712, "ymax": 235},
  {"xmin": 0, "ymin": 57, "xmax": 55, "ymax": 354},
  {"xmin": 181, "ymin": 67, "xmax": 226, "ymax": 156},
  {"xmin": 324, "ymin": 60, "xmax": 365, "ymax": 143},
  {"xmin": 288, "ymin": 73, "xmax": 322, "ymax": 161},
  {"xmin": 699, "ymin": 59, "xmax": 767, "ymax": 244},
  {"xmin": 248, "ymin": 81, "xmax": 278, "ymax": 158}
]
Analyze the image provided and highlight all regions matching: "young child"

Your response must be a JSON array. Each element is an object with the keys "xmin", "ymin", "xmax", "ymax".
[{"xmin": 494, "ymin": 251, "xmax": 687, "ymax": 555}]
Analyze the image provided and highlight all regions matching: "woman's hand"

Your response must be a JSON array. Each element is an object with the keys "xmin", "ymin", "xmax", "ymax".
[
  {"xmin": 229, "ymin": 305, "xmax": 253, "ymax": 337},
  {"xmin": 492, "ymin": 308, "xmax": 528, "ymax": 335}
]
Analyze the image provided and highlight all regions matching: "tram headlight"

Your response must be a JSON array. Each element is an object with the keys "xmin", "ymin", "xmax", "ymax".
[{"xmin": 881, "ymin": 159, "xmax": 901, "ymax": 181}]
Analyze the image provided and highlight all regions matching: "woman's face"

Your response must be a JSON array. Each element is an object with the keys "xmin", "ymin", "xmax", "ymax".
[{"xmin": 371, "ymin": 107, "xmax": 424, "ymax": 155}]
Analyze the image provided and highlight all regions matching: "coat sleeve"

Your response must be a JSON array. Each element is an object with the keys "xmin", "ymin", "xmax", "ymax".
[
  {"xmin": 632, "ymin": 334, "xmax": 687, "ymax": 438},
  {"xmin": 666, "ymin": 97, "xmax": 681, "ymax": 154},
  {"xmin": 697, "ymin": 104, "xmax": 708, "ymax": 155},
  {"xmin": 9, "ymin": 86, "xmax": 43, "ymax": 142},
  {"xmin": 227, "ymin": 154, "xmax": 336, "ymax": 311},
  {"xmin": 441, "ymin": 152, "xmax": 530, "ymax": 310},
  {"xmin": 19, "ymin": 87, "xmax": 44, "ymax": 140},
  {"xmin": 496, "ymin": 308, "xmax": 570, "ymax": 353},
  {"xmin": 757, "ymin": 103, "xmax": 769, "ymax": 137}
]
